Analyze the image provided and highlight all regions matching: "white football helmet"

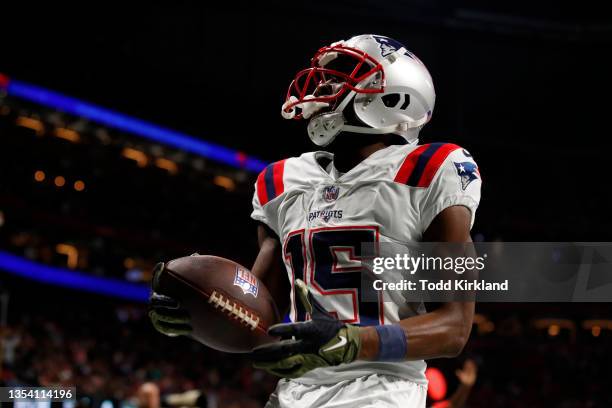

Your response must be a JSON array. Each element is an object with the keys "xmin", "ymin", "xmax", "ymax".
[{"xmin": 281, "ymin": 34, "xmax": 436, "ymax": 146}]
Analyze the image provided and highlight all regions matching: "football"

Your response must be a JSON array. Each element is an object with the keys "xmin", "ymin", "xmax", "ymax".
[{"xmin": 157, "ymin": 255, "xmax": 280, "ymax": 353}]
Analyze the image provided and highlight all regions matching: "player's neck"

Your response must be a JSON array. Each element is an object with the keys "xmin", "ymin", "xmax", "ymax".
[{"xmin": 332, "ymin": 141, "xmax": 388, "ymax": 174}]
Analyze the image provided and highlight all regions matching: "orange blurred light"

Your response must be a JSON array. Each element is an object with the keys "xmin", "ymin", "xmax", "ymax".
[
  {"xmin": 155, "ymin": 157, "xmax": 178, "ymax": 175},
  {"xmin": 592, "ymin": 326, "xmax": 601, "ymax": 337},
  {"xmin": 54, "ymin": 176, "xmax": 66, "ymax": 187},
  {"xmin": 473, "ymin": 313, "xmax": 487, "ymax": 324},
  {"xmin": 74, "ymin": 180, "xmax": 85, "ymax": 191},
  {"xmin": 548, "ymin": 324, "xmax": 560, "ymax": 337},
  {"xmin": 481, "ymin": 321, "xmax": 495, "ymax": 334},
  {"xmin": 473, "ymin": 313, "xmax": 495, "ymax": 334},
  {"xmin": 582, "ymin": 319, "xmax": 612, "ymax": 330},
  {"xmin": 56, "ymin": 243, "xmax": 79, "ymax": 269},
  {"xmin": 34, "ymin": 170, "xmax": 46, "ymax": 182},
  {"xmin": 54, "ymin": 127, "xmax": 81, "ymax": 143},
  {"xmin": 16, "ymin": 116, "xmax": 44, "ymax": 136},
  {"xmin": 213, "ymin": 175, "xmax": 236, "ymax": 191},
  {"xmin": 124, "ymin": 257, "xmax": 135, "ymax": 269},
  {"xmin": 122, "ymin": 147, "xmax": 148, "ymax": 167}
]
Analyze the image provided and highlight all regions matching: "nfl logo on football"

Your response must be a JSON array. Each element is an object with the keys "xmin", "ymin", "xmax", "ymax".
[
  {"xmin": 323, "ymin": 185, "xmax": 340, "ymax": 202},
  {"xmin": 233, "ymin": 267, "xmax": 259, "ymax": 297}
]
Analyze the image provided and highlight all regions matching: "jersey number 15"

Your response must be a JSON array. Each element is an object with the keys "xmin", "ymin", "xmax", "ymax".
[{"xmin": 283, "ymin": 226, "xmax": 384, "ymax": 326}]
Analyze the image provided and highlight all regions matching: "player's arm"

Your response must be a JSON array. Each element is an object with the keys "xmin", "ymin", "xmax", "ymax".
[
  {"xmin": 250, "ymin": 223, "xmax": 290, "ymax": 316},
  {"xmin": 358, "ymin": 205, "xmax": 475, "ymax": 360}
]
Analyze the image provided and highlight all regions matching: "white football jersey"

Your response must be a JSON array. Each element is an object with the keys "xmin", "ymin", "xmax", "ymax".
[{"xmin": 251, "ymin": 143, "xmax": 481, "ymax": 385}]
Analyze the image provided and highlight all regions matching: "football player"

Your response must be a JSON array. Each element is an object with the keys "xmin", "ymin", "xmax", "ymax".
[{"xmin": 150, "ymin": 34, "xmax": 481, "ymax": 407}]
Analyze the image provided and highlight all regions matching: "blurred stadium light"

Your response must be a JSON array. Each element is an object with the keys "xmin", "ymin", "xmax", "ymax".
[
  {"xmin": 0, "ymin": 73, "xmax": 267, "ymax": 172},
  {"xmin": 0, "ymin": 250, "xmax": 149, "ymax": 301}
]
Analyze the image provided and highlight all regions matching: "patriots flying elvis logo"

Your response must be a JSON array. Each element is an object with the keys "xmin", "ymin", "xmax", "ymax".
[
  {"xmin": 372, "ymin": 35, "xmax": 414, "ymax": 59},
  {"xmin": 454, "ymin": 161, "xmax": 479, "ymax": 190}
]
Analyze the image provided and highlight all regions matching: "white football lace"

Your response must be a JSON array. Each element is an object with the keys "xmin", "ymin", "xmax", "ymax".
[{"xmin": 208, "ymin": 290, "xmax": 260, "ymax": 330}]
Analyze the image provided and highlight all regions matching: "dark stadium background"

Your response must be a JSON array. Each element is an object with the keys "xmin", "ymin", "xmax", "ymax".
[{"xmin": 0, "ymin": 1, "xmax": 611, "ymax": 407}]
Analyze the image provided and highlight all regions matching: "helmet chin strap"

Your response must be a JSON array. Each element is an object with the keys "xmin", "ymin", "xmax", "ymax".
[
  {"xmin": 342, "ymin": 114, "xmax": 430, "ymax": 134},
  {"xmin": 308, "ymin": 112, "xmax": 426, "ymax": 146},
  {"xmin": 308, "ymin": 88, "xmax": 429, "ymax": 146}
]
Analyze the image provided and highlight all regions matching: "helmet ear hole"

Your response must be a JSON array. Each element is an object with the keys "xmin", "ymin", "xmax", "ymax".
[
  {"xmin": 381, "ymin": 93, "xmax": 411, "ymax": 110},
  {"xmin": 381, "ymin": 93, "xmax": 401, "ymax": 108}
]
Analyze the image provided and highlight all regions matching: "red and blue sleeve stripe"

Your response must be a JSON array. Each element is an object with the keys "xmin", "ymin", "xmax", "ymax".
[
  {"xmin": 394, "ymin": 143, "xmax": 460, "ymax": 187},
  {"xmin": 256, "ymin": 159, "xmax": 286, "ymax": 205}
]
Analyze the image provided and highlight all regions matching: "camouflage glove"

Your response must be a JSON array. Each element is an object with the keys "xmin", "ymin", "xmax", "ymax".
[
  {"xmin": 148, "ymin": 262, "xmax": 192, "ymax": 337},
  {"xmin": 250, "ymin": 279, "xmax": 361, "ymax": 378}
]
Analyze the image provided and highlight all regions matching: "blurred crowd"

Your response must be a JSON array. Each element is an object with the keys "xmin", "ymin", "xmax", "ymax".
[
  {"xmin": 0, "ymin": 299, "xmax": 276, "ymax": 408},
  {"xmin": 0, "ymin": 288, "xmax": 610, "ymax": 408}
]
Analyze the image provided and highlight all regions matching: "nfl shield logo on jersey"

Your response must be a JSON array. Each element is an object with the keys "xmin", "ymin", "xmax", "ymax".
[
  {"xmin": 233, "ymin": 267, "xmax": 259, "ymax": 297},
  {"xmin": 454, "ymin": 161, "xmax": 479, "ymax": 190},
  {"xmin": 323, "ymin": 185, "xmax": 340, "ymax": 202}
]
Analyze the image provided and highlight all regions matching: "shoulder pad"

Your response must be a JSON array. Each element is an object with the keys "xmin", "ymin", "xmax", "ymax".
[
  {"xmin": 256, "ymin": 159, "xmax": 287, "ymax": 206},
  {"xmin": 394, "ymin": 143, "xmax": 461, "ymax": 187}
]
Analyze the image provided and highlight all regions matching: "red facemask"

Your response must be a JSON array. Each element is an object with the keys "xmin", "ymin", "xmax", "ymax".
[{"xmin": 282, "ymin": 44, "xmax": 386, "ymax": 120}]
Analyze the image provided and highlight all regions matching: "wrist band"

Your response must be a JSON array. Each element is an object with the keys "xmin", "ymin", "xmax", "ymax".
[{"xmin": 374, "ymin": 325, "xmax": 407, "ymax": 361}]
